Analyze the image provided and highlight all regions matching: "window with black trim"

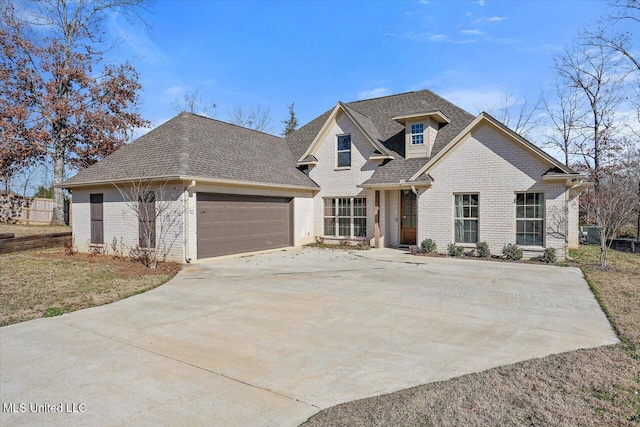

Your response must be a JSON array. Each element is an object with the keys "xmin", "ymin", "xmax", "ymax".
[
  {"xmin": 90, "ymin": 194, "xmax": 103, "ymax": 244},
  {"xmin": 138, "ymin": 191, "xmax": 156, "ymax": 248},
  {"xmin": 516, "ymin": 192, "xmax": 544, "ymax": 246},
  {"xmin": 323, "ymin": 197, "xmax": 366, "ymax": 237},
  {"xmin": 337, "ymin": 134, "xmax": 351, "ymax": 168},
  {"xmin": 454, "ymin": 194, "xmax": 478, "ymax": 243}
]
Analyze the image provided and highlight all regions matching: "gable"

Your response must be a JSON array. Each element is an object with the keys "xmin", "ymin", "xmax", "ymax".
[
  {"xmin": 298, "ymin": 103, "xmax": 391, "ymax": 163},
  {"xmin": 428, "ymin": 122, "xmax": 554, "ymax": 185},
  {"xmin": 410, "ymin": 113, "xmax": 573, "ymax": 181}
]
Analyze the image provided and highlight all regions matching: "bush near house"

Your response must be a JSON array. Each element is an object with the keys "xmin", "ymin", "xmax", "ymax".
[
  {"xmin": 502, "ymin": 243, "xmax": 523, "ymax": 261},
  {"xmin": 420, "ymin": 238, "xmax": 437, "ymax": 254},
  {"xmin": 447, "ymin": 243, "xmax": 464, "ymax": 257},
  {"xmin": 476, "ymin": 241, "xmax": 491, "ymax": 258},
  {"xmin": 532, "ymin": 247, "xmax": 557, "ymax": 264}
]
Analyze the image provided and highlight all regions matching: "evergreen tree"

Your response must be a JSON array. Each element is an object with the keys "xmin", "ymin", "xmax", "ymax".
[{"xmin": 281, "ymin": 103, "xmax": 299, "ymax": 136}]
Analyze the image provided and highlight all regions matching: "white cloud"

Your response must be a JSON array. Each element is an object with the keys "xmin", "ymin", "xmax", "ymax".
[
  {"xmin": 488, "ymin": 16, "xmax": 507, "ymax": 22},
  {"xmin": 429, "ymin": 34, "xmax": 449, "ymax": 42},
  {"xmin": 403, "ymin": 32, "xmax": 478, "ymax": 44},
  {"xmin": 460, "ymin": 29, "xmax": 485, "ymax": 36},
  {"xmin": 437, "ymin": 87, "xmax": 507, "ymax": 113},
  {"xmin": 164, "ymin": 85, "xmax": 185, "ymax": 96},
  {"xmin": 108, "ymin": 12, "xmax": 168, "ymax": 66},
  {"xmin": 475, "ymin": 0, "xmax": 486, "ymax": 6},
  {"xmin": 358, "ymin": 87, "xmax": 392, "ymax": 99}
]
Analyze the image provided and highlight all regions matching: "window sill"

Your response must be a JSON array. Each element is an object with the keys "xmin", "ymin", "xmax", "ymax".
[
  {"xmin": 518, "ymin": 245, "xmax": 545, "ymax": 251},
  {"xmin": 334, "ymin": 167, "xmax": 351, "ymax": 171},
  {"xmin": 454, "ymin": 243, "xmax": 477, "ymax": 248}
]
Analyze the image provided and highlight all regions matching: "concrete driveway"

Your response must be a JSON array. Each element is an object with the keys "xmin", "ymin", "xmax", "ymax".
[{"xmin": 1, "ymin": 248, "xmax": 617, "ymax": 426}]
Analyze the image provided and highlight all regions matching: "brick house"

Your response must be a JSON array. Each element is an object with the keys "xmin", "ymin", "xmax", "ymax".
[{"xmin": 61, "ymin": 89, "xmax": 589, "ymax": 261}]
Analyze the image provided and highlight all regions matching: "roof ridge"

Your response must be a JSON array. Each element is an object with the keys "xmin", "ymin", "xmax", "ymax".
[
  {"xmin": 346, "ymin": 89, "xmax": 419, "ymax": 104},
  {"xmin": 179, "ymin": 111, "xmax": 283, "ymax": 140}
]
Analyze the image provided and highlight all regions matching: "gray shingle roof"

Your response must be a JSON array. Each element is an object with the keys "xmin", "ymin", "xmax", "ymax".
[
  {"xmin": 62, "ymin": 113, "xmax": 318, "ymax": 189},
  {"xmin": 285, "ymin": 89, "xmax": 476, "ymax": 185}
]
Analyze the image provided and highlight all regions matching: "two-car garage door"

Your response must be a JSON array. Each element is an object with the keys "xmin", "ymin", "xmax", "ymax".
[{"xmin": 196, "ymin": 193, "xmax": 293, "ymax": 259}]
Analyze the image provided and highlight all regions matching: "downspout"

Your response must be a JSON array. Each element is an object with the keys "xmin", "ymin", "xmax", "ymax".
[
  {"xmin": 410, "ymin": 185, "xmax": 418, "ymax": 196},
  {"xmin": 184, "ymin": 180, "xmax": 196, "ymax": 263},
  {"xmin": 564, "ymin": 182, "xmax": 573, "ymax": 262}
]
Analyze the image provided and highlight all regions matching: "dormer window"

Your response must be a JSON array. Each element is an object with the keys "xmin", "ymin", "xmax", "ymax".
[
  {"xmin": 337, "ymin": 134, "xmax": 351, "ymax": 168},
  {"xmin": 411, "ymin": 124, "xmax": 424, "ymax": 145}
]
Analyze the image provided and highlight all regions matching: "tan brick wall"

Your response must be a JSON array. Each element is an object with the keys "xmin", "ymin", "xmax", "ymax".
[{"xmin": 417, "ymin": 123, "xmax": 573, "ymax": 259}]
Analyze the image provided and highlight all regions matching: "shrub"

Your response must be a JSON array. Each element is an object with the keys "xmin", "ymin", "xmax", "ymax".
[
  {"xmin": 420, "ymin": 238, "xmax": 437, "ymax": 254},
  {"xmin": 447, "ymin": 243, "xmax": 464, "ymax": 257},
  {"xmin": 502, "ymin": 243, "xmax": 523, "ymax": 261},
  {"xmin": 541, "ymin": 247, "xmax": 557, "ymax": 263},
  {"xmin": 476, "ymin": 241, "xmax": 491, "ymax": 258}
]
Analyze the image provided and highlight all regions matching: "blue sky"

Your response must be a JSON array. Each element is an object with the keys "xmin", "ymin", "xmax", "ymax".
[{"xmin": 106, "ymin": 0, "xmax": 624, "ymax": 137}]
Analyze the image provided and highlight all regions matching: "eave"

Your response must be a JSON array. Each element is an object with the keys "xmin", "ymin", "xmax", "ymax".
[
  {"xmin": 392, "ymin": 110, "xmax": 451, "ymax": 125},
  {"xmin": 58, "ymin": 175, "xmax": 320, "ymax": 192}
]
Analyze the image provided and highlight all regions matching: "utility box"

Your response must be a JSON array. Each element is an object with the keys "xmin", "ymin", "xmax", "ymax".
[{"xmin": 581, "ymin": 226, "xmax": 601, "ymax": 245}]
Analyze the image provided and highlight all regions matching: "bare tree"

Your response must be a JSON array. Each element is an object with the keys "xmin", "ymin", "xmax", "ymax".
[
  {"xmin": 228, "ymin": 104, "xmax": 272, "ymax": 132},
  {"xmin": 584, "ymin": 174, "xmax": 639, "ymax": 266},
  {"xmin": 113, "ymin": 180, "xmax": 185, "ymax": 269},
  {"xmin": 171, "ymin": 89, "xmax": 217, "ymax": 117},
  {"xmin": 586, "ymin": 0, "xmax": 640, "ymax": 72},
  {"xmin": 542, "ymin": 81, "xmax": 587, "ymax": 167},
  {"xmin": 553, "ymin": 43, "xmax": 631, "ymax": 186},
  {"xmin": 1, "ymin": 1, "xmax": 150, "ymax": 225},
  {"xmin": 483, "ymin": 91, "xmax": 542, "ymax": 139}
]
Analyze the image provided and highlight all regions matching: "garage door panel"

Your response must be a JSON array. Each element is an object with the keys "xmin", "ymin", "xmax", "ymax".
[{"xmin": 196, "ymin": 193, "xmax": 293, "ymax": 258}]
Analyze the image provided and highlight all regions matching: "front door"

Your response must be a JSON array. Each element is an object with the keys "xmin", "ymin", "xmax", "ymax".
[{"xmin": 400, "ymin": 190, "xmax": 417, "ymax": 245}]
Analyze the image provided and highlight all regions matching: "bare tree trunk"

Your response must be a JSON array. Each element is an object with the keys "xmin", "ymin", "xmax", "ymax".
[
  {"xmin": 51, "ymin": 150, "xmax": 65, "ymax": 225},
  {"xmin": 637, "ymin": 181, "xmax": 640, "ymax": 240}
]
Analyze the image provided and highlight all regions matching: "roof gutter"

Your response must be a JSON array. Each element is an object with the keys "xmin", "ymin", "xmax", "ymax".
[
  {"xmin": 358, "ymin": 181, "xmax": 433, "ymax": 190},
  {"xmin": 542, "ymin": 173, "xmax": 587, "ymax": 185},
  {"xmin": 58, "ymin": 175, "xmax": 319, "ymax": 192}
]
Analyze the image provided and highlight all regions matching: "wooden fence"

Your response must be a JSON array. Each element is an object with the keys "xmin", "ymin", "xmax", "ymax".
[{"xmin": 0, "ymin": 196, "xmax": 72, "ymax": 225}]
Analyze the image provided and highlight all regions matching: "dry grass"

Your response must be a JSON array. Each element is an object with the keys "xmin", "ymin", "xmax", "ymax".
[
  {"xmin": 569, "ymin": 246, "xmax": 640, "ymax": 346},
  {"xmin": 0, "ymin": 247, "xmax": 181, "ymax": 326},
  {"xmin": 0, "ymin": 223, "xmax": 71, "ymax": 238},
  {"xmin": 303, "ymin": 247, "xmax": 640, "ymax": 427}
]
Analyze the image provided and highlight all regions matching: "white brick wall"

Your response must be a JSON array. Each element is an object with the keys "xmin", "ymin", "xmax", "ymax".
[
  {"xmin": 417, "ymin": 123, "xmax": 573, "ymax": 259},
  {"xmin": 308, "ymin": 111, "xmax": 376, "ymax": 241},
  {"xmin": 73, "ymin": 182, "xmax": 316, "ymax": 262},
  {"xmin": 72, "ymin": 183, "xmax": 186, "ymax": 262}
]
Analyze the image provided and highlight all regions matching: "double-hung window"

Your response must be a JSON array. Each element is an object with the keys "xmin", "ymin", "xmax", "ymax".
[
  {"xmin": 516, "ymin": 192, "xmax": 545, "ymax": 246},
  {"xmin": 454, "ymin": 194, "xmax": 478, "ymax": 244},
  {"xmin": 337, "ymin": 134, "xmax": 351, "ymax": 168},
  {"xmin": 411, "ymin": 123, "xmax": 424, "ymax": 145},
  {"xmin": 323, "ymin": 197, "xmax": 367, "ymax": 237}
]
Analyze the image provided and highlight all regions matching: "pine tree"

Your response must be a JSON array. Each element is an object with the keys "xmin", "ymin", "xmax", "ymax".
[{"xmin": 281, "ymin": 103, "xmax": 299, "ymax": 136}]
